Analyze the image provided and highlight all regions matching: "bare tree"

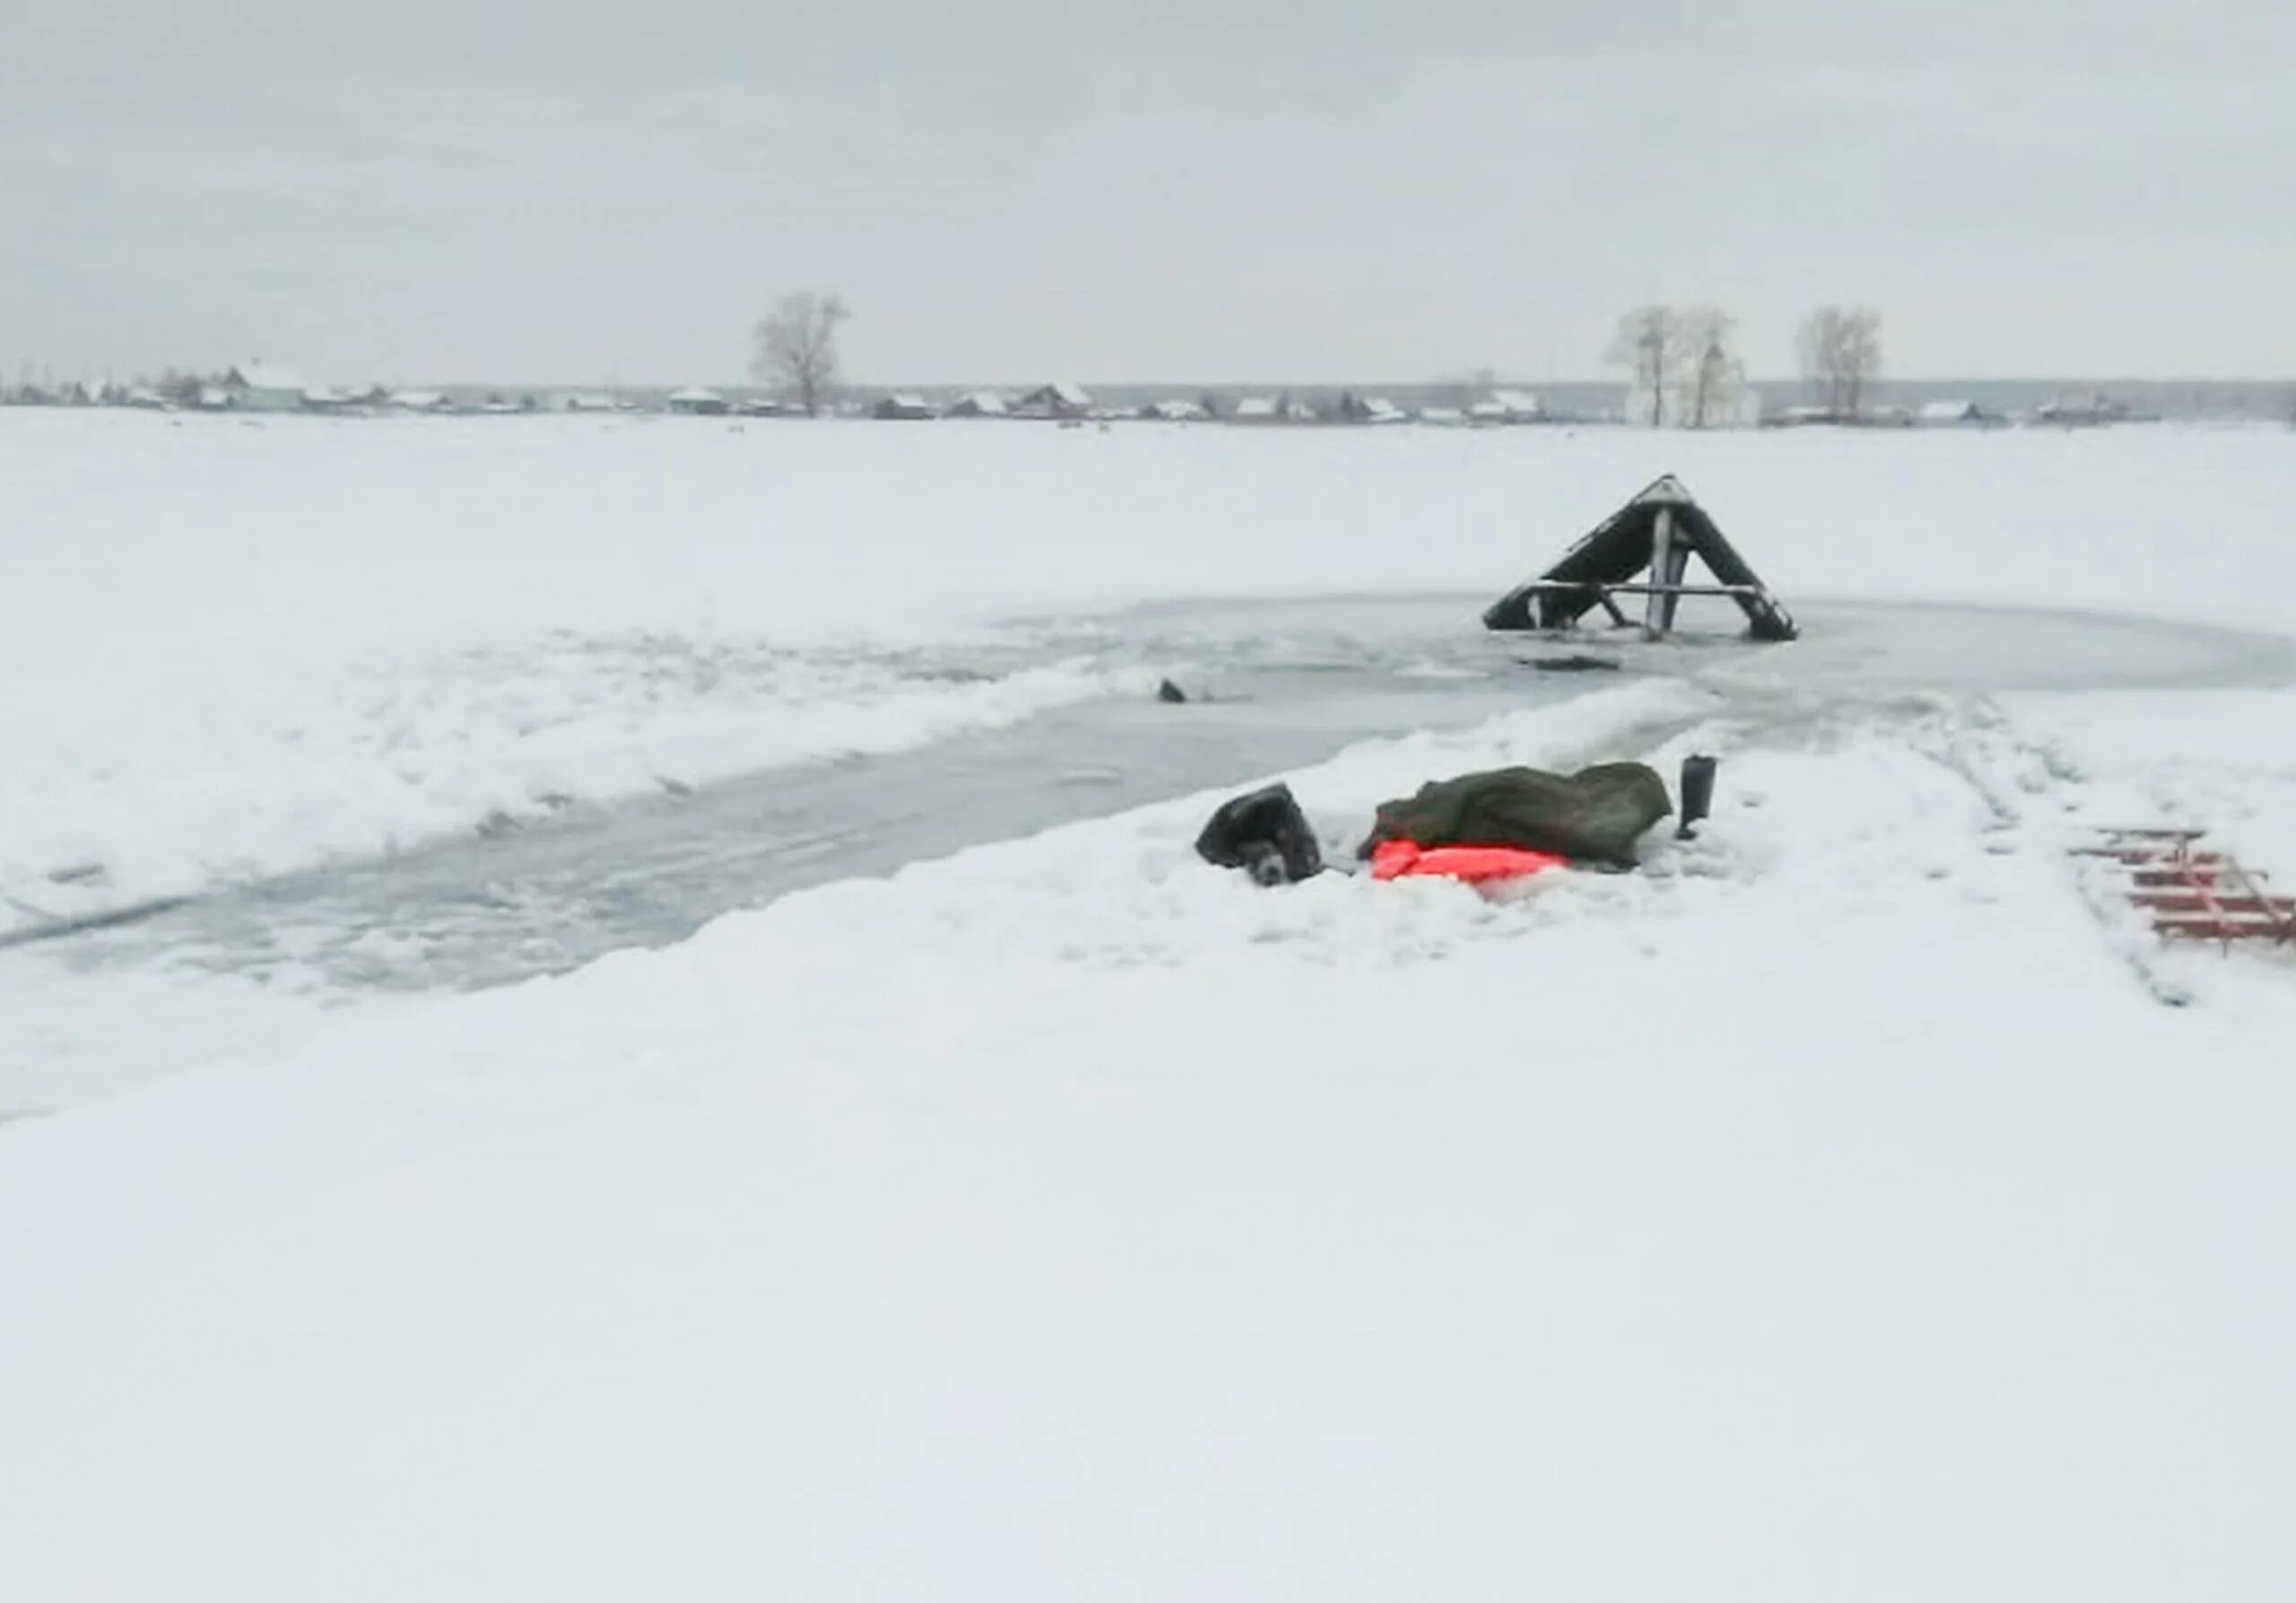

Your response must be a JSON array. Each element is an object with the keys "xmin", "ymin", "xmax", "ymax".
[
  {"xmin": 153, "ymin": 367, "xmax": 213, "ymax": 407},
  {"xmin": 1606, "ymin": 307, "xmax": 1681, "ymax": 428},
  {"xmin": 1795, "ymin": 309, "xmax": 1842, "ymax": 414},
  {"xmin": 752, "ymin": 292, "xmax": 850, "ymax": 416},
  {"xmin": 1796, "ymin": 306, "xmax": 1884, "ymax": 419},
  {"xmin": 1674, "ymin": 306, "xmax": 1744, "ymax": 429},
  {"xmin": 1837, "ymin": 309, "xmax": 1883, "ymax": 417},
  {"xmin": 1431, "ymin": 367, "xmax": 1496, "ymax": 411}
]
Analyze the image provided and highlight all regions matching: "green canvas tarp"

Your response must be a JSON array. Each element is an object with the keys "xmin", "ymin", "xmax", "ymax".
[{"xmin": 1360, "ymin": 762, "xmax": 1673, "ymax": 868}]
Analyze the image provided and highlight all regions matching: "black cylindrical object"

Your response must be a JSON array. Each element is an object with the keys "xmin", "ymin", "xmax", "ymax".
[{"xmin": 1676, "ymin": 754, "xmax": 1718, "ymax": 839}]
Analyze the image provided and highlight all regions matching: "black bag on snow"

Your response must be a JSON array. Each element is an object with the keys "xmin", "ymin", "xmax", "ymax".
[{"xmin": 1195, "ymin": 783, "xmax": 1325, "ymax": 885}]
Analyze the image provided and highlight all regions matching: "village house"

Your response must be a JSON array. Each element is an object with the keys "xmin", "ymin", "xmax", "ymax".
[
  {"xmin": 1916, "ymin": 399, "xmax": 2000, "ymax": 428},
  {"xmin": 1470, "ymin": 388, "xmax": 1544, "ymax": 424},
  {"xmin": 666, "ymin": 387, "xmax": 729, "ymax": 416},
  {"xmin": 1014, "ymin": 382, "xmax": 1092, "ymax": 419},
  {"xmin": 944, "ymin": 391, "xmax": 1009, "ymax": 418},
  {"xmin": 2038, "ymin": 393, "xmax": 2128, "ymax": 427},
  {"xmin": 222, "ymin": 363, "xmax": 309, "ymax": 413},
  {"xmin": 1765, "ymin": 404, "xmax": 1840, "ymax": 428},
  {"xmin": 872, "ymin": 394, "xmax": 937, "ymax": 421}
]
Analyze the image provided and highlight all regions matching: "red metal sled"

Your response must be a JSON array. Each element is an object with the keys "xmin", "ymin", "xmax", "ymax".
[{"xmin": 2074, "ymin": 829, "xmax": 2296, "ymax": 947}]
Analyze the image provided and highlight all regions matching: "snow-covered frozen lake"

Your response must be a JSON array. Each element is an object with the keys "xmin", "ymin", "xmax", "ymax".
[
  {"xmin": 5, "ymin": 414, "xmax": 2296, "ymax": 1600},
  {"xmin": 7, "ymin": 410, "xmax": 2293, "ymax": 928},
  {"xmin": 8, "ymin": 581, "xmax": 2295, "ymax": 1111}
]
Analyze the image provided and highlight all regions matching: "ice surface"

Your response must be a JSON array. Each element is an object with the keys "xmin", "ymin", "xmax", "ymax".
[
  {"xmin": 0, "ymin": 623, "xmax": 1117, "ymax": 932},
  {"xmin": 12, "ymin": 590, "xmax": 2285, "ymax": 1112}
]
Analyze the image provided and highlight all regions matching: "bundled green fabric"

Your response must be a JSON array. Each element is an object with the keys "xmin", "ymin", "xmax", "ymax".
[{"xmin": 1360, "ymin": 762, "xmax": 1673, "ymax": 868}]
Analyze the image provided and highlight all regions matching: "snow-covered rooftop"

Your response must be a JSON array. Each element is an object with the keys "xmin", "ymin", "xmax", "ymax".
[{"xmin": 229, "ymin": 362, "xmax": 307, "ymax": 393}]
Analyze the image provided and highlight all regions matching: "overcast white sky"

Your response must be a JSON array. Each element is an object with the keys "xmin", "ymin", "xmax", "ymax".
[{"xmin": 5, "ymin": 0, "xmax": 2292, "ymax": 386}]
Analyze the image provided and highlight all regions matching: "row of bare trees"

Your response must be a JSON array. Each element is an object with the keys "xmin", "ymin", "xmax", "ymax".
[
  {"xmin": 752, "ymin": 290, "xmax": 1886, "ymax": 426},
  {"xmin": 1605, "ymin": 307, "xmax": 1747, "ymax": 429},
  {"xmin": 1605, "ymin": 305, "xmax": 1885, "ymax": 426}
]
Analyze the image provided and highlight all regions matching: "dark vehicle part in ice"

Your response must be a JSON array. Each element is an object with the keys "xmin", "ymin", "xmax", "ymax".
[
  {"xmin": 1483, "ymin": 475, "xmax": 1796, "ymax": 642},
  {"xmin": 1526, "ymin": 654, "xmax": 1622, "ymax": 673}
]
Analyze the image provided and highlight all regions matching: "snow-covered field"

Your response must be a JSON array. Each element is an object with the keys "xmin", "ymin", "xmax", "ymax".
[
  {"xmin": 5, "ymin": 414, "xmax": 2296, "ymax": 1599},
  {"xmin": 4, "ymin": 411, "xmax": 2292, "ymax": 920}
]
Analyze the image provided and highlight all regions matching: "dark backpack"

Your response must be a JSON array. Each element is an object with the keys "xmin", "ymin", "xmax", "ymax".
[{"xmin": 1195, "ymin": 783, "xmax": 1325, "ymax": 885}]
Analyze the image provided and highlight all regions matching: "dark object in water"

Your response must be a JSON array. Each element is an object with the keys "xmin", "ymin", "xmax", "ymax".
[
  {"xmin": 1157, "ymin": 678, "xmax": 1188, "ymax": 704},
  {"xmin": 1676, "ymin": 754, "xmax": 1718, "ymax": 839},
  {"xmin": 1526, "ymin": 654, "xmax": 1621, "ymax": 674},
  {"xmin": 1361, "ymin": 762, "xmax": 1672, "ymax": 868},
  {"xmin": 1196, "ymin": 783, "xmax": 1324, "ymax": 885},
  {"xmin": 1483, "ymin": 475, "xmax": 1796, "ymax": 641}
]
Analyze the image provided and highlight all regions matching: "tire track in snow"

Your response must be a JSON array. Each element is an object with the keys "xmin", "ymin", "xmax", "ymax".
[{"xmin": 1909, "ymin": 698, "xmax": 2199, "ymax": 1007}]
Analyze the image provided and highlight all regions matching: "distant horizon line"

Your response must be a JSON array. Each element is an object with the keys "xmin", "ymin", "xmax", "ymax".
[
  {"xmin": 13, "ymin": 369, "xmax": 2294, "ymax": 395},
  {"xmin": 306, "ymin": 374, "xmax": 2296, "ymax": 394}
]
